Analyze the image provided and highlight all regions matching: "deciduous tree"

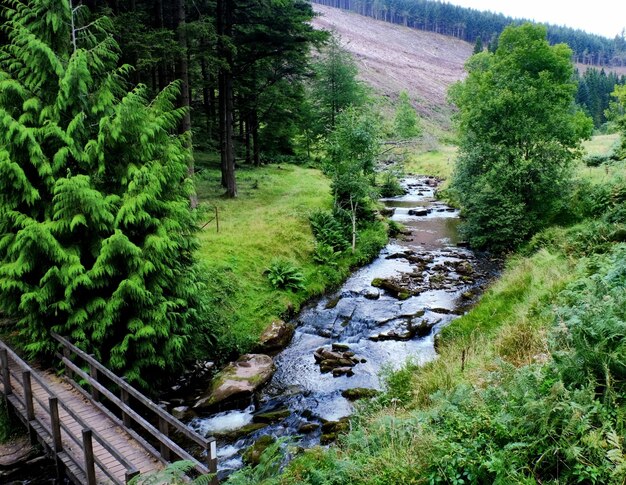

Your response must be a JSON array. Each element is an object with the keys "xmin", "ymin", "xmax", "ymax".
[{"xmin": 449, "ymin": 24, "xmax": 593, "ymax": 250}]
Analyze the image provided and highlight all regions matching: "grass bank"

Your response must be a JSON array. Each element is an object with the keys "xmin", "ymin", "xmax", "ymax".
[{"xmin": 195, "ymin": 159, "xmax": 388, "ymax": 361}]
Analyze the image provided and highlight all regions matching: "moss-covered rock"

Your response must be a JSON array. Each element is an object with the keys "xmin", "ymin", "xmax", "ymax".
[
  {"xmin": 242, "ymin": 435, "xmax": 276, "ymax": 467},
  {"xmin": 253, "ymin": 408, "xmax": 291, "ymax": 424},
  {"xmin": 341, "ymin": 388, "xmax": 380, "ymax": 401}
]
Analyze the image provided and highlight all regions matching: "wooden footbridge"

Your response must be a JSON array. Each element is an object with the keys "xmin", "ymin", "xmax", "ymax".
[{"xmin": 0, "ymin": 333, "xmax": 218, "ymax": 484}]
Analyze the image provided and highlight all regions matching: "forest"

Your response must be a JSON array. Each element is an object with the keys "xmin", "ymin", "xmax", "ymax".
[
  {"xmin": 2, "ymin": 1, "xmax": 626, "ymax": 484},
  {"xmin": 312, "ymin": 0, "xmax": 626, "ymax": 67}
]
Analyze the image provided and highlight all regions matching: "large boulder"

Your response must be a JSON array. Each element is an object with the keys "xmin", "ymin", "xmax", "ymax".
[
  {"xmin": 257, "ymin": 320, "xmax": 295, "ymax": 353},
  {"xmin": 193, "ymin": 354, "xmax": 275, "ymax": 410}
]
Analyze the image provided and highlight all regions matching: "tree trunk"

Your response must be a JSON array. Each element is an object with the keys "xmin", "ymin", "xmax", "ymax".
[
  {"xmin": 176, "ymin": 0, "xmax": 196, "ymax": 207},
  {"xmin": 200, "ymin": 56, "xmax": 213, "ymax": 139},
  {"xmin": 252, "ymin": 108, "xmax": 260, "ymax": 166},
  {"xmin": 217, "ymin": 0, "xmax": 237, "ymax": 197}
]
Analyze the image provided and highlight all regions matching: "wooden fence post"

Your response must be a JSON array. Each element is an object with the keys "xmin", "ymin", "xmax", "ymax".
[
  {"xmin": 158, "ymin": 404, "xmax": 171, "ymax": 461},
  {"xmin": 63, "ymin": 347, "xmax": 74, "ymax": 381},
  {"xmin": 22, "ymin": 370, "xmax": 34, "ymax": 420},
  {"xmin": 125, "ymin": 468, "xmax": 140, "ymax": 484},
  {"xmin": 120, "ymin": 388, "xmax": 131, "ymax": 427},
  {"xmin": 206, "ymin": 438, "xmax": 218, "ymax": 485},
  {"xmin": 49, "ymin": 397, "xmax": 63, "ymax": 453},
  {"xmin": 89, "ymin": 363, "xmax": 100, "ymax": 402},
  {"xmin": 82, "ymin": 429, "xmax": 97, "ymax": 485},
  {"xmin": 0, "ymin": 348, "xmax": 11, "ymax": 396}
]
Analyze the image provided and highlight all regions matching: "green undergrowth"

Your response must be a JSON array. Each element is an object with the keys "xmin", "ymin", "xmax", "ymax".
[
  {"xmin": 195, "ymin": 160, "xmax": 387, "ymax": 362},
  {"xmin": 225, "ymin": 137, "xmax": 626, "ymax": 484}
]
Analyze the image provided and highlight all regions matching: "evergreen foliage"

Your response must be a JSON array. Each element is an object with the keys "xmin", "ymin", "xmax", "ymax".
[
  {"xmin": 310, "ymin": 36, "xmax": 365, "ymax": 133},
  {"xmin": 0, "ymin": 0, "xmax": 210, "ymax": 387},
  {"xmin": 472, "ymin": 36, "xmax": 483, "ymax": 54},
  {"xmin": 575, "ymin": 68, "xmax": 626, "ymax": 128},
  {"xmin": 450, "ymin": 24, "xmax": 593, "ymax": 251}
]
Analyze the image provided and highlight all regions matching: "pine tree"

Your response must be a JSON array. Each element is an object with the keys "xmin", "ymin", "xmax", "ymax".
[
  {"xmin": 473, "ymin": 35, "xmax": 483, "ymax": 54},
  {"xmin": 0, "ymin": 0, "xmax": 210, "ymax": 387}
]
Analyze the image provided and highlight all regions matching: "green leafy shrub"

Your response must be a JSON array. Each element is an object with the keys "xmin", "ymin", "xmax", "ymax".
[
  {"xmin": 309, "ymin": 210, "xmax": 350, "ymax": 251},
  {"xmin": 266, "ymin": 260, "xmax": 305, "ymax": 291},
  {"xmin": 378, "ymin": 171, "xmax": 405, "ymax": 198},
  {"xmin": 313, "ymin": 243, "xmax": 341, "ymax": 266},
  {"xmin": 584, "ymin": 153, "xmax": 613, "ymax": 166}
]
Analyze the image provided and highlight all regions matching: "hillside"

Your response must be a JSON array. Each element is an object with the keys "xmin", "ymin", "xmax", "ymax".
[{"xmin": 311, "ymin": 4, "xmax": 473, "ymax": 129}]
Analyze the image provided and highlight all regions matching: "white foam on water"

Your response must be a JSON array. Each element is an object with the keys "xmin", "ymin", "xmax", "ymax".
[{"xmin": 189, "ymin": 405, "xmax": 255, "ymax": 436}]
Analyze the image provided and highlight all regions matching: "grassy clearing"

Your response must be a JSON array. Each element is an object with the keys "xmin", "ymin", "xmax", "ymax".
[
  {"xmin": 195, "ymin": 158, "xmax": 387, "ymax": 359},
  {"xmin": 582, "ymin": 133, "xmax": 620, "ymax": 156},
  {"xmin": 402, "ymin": 145, "xmax": 457, "ymax": 180}
]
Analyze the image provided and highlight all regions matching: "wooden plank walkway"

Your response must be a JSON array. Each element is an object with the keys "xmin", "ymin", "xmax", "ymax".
[{"xmin": 0, "ymin": 337, "xmax": 218, "ymax": 484}]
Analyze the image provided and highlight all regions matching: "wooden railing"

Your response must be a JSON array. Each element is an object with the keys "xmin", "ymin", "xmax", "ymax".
[
  {"xmin": 0, "ymin": 342, "xmax": 140, "ymax": 484},
  {"xmin": 51, "ymin": 332, "xmax": 217, "ymax": 481}
]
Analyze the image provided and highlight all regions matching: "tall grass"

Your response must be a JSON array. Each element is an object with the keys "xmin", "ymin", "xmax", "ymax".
[{"xmin": 402, "ymin": 145, "xmax": 457, "ymax": 180}]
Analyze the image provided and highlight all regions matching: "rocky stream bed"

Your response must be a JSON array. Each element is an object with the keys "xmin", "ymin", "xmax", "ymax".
[{"xmin": 172, "ymin": 176, "xmax": 497, "ymax": 479}]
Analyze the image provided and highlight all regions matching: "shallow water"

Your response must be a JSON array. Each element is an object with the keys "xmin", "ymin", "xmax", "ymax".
[{"xmin": 189, "ymin": 176, "xmax": 492, "ymax": 478}]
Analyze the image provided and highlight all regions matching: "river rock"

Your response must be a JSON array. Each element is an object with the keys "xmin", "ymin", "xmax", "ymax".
[
  {"xmin": 371, "ymin": 278, "xmax": 412, "ymax": 300},
  {"xmin": 408, "ymin": 208, "xmax": 428, "ymax": 217},
  {"xmin": 320, "ymin": 417, "xmax": 350, "ymax": 443},
  {"xmin": 314, "ymin": 345, "xmax": 361, "ymax": 377},
  {"xmin": 168, "ymin": 360, "xmax": 214, "ymax": 395},
  {"xmin": 253, "ymin": 408, "xmax": 291, "ymax": 423},
  {"xmin": 341, "ymin": 388, "xmax": 381, "ymax": 401},
  {"xmin": 171, "ymin": 405, "xmax": 196, "ymax": 421},
  {"xmin": 298, "ymin": 423, "xmax": 320, "ymax": 433},
  {"xmin": 333, "ymin": 366, "xmax": 354, "ymax": 377},
  {"xmin": 242, "ymin": 435, "xmax": 276, "ymax": 467},
  {"xmin": 257, "ymin": 320, "xmax": 295, "ymax": 353},
  {"xmin": 216, "ymin": 422, "xmax": 269, "ymax": 441},
  {"xmin": 362, "ymin": 288, "xmax": 380, "ymax": 300},
  {"xmin": 193, "ymin": 354, "xmax": 275, "ymax": 410}
]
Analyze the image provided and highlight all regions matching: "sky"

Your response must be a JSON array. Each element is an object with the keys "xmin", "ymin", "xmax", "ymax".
[{"xmin": 447, "ymin": 0, "xmax": 625, "ymax": 38}]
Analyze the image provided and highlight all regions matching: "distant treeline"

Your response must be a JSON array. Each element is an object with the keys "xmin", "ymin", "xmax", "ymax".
[
  {"xmin": 312, "ymin": 0, "xmax": 626, "ymax": 67},
  {"xmin": 576, "ymin": 68, "xmax": 626, "ymax": 127}
]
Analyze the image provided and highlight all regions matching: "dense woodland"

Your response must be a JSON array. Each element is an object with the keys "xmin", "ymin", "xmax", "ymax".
[
  {"xmin": 576, "ymin": 68, "xmax": 626, "ymax": 127},
  {"xmin": 312, "ymin": 0, "xmax": 626, "ymax": 67}
]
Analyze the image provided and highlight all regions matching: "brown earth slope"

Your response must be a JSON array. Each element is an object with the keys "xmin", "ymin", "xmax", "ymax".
[{"xmin": 311, "ymin": 4, "xmax": 473, "ymax": 129}]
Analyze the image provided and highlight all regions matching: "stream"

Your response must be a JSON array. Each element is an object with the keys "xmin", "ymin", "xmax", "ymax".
[{"xmin": 188, "ymin": 176, "xmax": 494, "ymax": 478}]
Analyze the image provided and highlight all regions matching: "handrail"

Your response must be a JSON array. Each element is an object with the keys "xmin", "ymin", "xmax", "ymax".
[
  {"xmin": 0, "ymin": 342, "xmax": 138, "ymax": 484},
  {"xmin": 61, "ymin": 357, "xmax": 210, "ymax": 474},
  {"xmin": 51, "ymin": 332, "xmax": 217, "ymax": 479}
]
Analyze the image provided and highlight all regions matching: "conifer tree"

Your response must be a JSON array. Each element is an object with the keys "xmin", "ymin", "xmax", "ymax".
[{"xmin": 0, "ymin": 0, "xmax": 209, "ymax": 387}]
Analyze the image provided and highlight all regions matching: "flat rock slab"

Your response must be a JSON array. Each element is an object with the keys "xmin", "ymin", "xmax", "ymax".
[{"xmin": 0, "ymin": 436, "xmax": 33, "ymax": 468}]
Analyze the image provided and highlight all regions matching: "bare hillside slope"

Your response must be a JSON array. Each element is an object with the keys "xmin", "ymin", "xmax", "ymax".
[{"xmin": 311, "ymin": 4, "xmax": 473, "ymax": 128}]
